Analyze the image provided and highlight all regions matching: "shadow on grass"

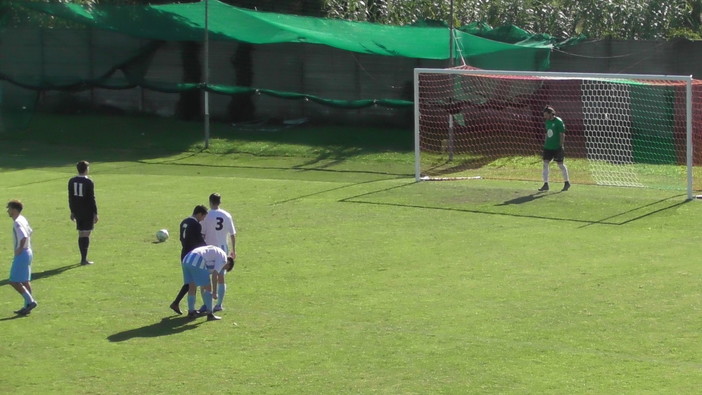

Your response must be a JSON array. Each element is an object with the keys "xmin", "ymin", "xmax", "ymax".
[
  {"xmin": 495, "ymin": 192, "xmax": 551, "ymax": 205},
  {"xmin": 578, "ymin": 196, "xmax": 689, "ymax": 227},
  {"xmin": 0, "ymin": 313, "xmax": 30, "ymax": 321},
  {"xmin": 141, "ymin": 156, "xmax": 409, "ymax": 178},
  {"xmin": 107, "ymin": 316, "xmax": 202, "ymax": 342},
  {"xmin": 0, "ymin": 264, "xmax": 83, "ymax": 321},
  {"xmin": 0, "ymin": 263, "xmax": 80, "ymax": 288},
  {"xmin": 0, "ymin": 114, "xmax": 413, "ymax": 172},
  {"xmin": 339, "ymin": 182, "xmax": 688, "ymax": 225},
  {"xmin": 273, "ymin": 176, "xmax": 408, "ymax": 205}
]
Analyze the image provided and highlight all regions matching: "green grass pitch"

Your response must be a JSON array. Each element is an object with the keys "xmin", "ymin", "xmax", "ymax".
[{"xmin": 0, "ymin": 114, "xmax": 700, "ymax": 393}]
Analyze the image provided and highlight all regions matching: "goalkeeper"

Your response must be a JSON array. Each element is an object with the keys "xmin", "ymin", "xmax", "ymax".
[{"xmin": 539, "ymin": 106, "xmax": 571, "ymax": 192}]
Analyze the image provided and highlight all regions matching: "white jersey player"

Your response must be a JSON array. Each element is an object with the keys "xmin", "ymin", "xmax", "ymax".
[
  {"xmin": 199, "ymin": 193, "xmax": 237, "ymax": 313},
  {"xmin": 201, "ymin": 193, "xmax": 236, "ymax": 256},
  {"xmin": 7, "ymin": 199, "xmax": 37, "ymax": 316}
]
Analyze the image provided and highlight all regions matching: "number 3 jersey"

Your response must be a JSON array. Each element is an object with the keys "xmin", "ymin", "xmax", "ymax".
[{"xmin": 201, "ymin": 208, "xmax": 236, "ymax": 253}]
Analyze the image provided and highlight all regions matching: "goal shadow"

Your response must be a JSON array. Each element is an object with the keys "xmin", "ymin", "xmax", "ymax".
[{"xmin": 338, "ymin": 182, "xmax": 688, "ymax": 226}]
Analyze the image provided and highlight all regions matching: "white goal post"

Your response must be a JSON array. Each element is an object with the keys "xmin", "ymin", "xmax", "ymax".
[{"xmin": 414, "ymin": 67, "xmax": 700, "ymax": 199}]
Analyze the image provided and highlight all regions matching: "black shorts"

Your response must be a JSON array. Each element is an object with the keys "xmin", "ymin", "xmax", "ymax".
[
  {"xmin": 74, "ymin": 215, "xmax": 95, "ymax": 231},
  {"xmin": 542, "ymin": 148, "xmax": 565, "ymax": 162}
]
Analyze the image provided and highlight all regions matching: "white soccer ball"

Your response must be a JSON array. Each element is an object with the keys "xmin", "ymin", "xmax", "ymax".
[{"xmin": 156, "ymin": 229, "xmax": 169, "ymax": 242}]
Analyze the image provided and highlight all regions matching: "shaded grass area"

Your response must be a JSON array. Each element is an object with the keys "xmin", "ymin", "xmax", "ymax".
[{"xmin": 0, "ymin": 113, "xmax": 414, "ymax": 171}]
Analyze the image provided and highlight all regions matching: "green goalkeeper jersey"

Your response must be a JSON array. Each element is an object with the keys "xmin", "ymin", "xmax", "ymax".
[{"xmin": 544, "ymin": 116, "xmax": 565, "ymax": 150}]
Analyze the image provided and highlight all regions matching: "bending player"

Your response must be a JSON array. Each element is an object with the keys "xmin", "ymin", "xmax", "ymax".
[{"xmin": 181, "ymin": 245, "xmax": 234, "ymax": 321}]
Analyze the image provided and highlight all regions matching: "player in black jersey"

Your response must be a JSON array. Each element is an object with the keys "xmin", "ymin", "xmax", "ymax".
[
  {"xmin": 169, "ymin": 205, "xmax": 208, "ymax": 315},
  {"xmin": 68, "ymin": 160, "xmax": 98, "ymax": 265}
]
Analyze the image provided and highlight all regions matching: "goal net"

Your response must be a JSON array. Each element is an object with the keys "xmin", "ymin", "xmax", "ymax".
[{"xmin": 414, "ymin": 67, "xmax": 702, "ymax": 198}]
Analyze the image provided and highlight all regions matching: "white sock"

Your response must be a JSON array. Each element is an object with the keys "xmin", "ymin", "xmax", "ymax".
[
  {"xmin": 558, "ymin": 162, "xmax": 569, "ymax": 182},
  {"xmin": 542, "ymin": 161, "xmax": 550, "ymax": 183}
]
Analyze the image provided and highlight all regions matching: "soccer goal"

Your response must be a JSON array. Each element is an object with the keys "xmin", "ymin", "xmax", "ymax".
[{"xmin": 414, "ymin": 67, "xmax": 702, "ymax": 199}]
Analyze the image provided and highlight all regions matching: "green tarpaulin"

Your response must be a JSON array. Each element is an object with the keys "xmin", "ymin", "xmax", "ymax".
[
  {"xmin": 0, "ymin": 1, "xmax": 555, "ymax": 129},
  {"xmin": 12, "ymin": 0, "xmax": 551, "ymax": 69}
]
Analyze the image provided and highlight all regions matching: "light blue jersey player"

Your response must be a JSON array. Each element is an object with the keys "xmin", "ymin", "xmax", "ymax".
[
  {"xmin": 6, "ymin": 199, "xmax": 37, "ymax": 316},
  {"xmin": 181, "ymin": 245, "xmax": 234, "ymax": 321}
]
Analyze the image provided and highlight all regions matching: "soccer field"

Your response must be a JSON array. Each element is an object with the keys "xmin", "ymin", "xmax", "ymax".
[{"xmin": 0, "ymin": 115, "xmax": 700, "ymax": 393}]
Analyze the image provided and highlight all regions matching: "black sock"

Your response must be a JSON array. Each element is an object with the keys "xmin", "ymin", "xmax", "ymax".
[
  {"xmin": 174, "ymin": 283, "xmax": 189, "ymax": 304},
  {"xmin": 78, "ymin": 237, "xmax": 90, "ymax": 261}
]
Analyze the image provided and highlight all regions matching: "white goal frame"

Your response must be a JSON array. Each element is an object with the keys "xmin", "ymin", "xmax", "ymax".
[{"xmin": 413, "ymin": 68, "xmax": 694, "ymax": 199}]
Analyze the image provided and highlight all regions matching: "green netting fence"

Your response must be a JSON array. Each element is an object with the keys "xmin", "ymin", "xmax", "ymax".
[{"xmin": 0, "ymin": 0, "xmax": 563, "ymax": 131}]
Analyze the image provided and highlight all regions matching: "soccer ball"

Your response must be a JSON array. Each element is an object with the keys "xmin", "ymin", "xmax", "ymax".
[{"xmin": 156, "ymin": 229, "xmax": 169, "ymax": 242}]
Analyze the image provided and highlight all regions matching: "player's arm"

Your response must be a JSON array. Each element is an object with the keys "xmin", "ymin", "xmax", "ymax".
[
  {"xmin": 16, "ymin": 237, "xmax": 27, "ymax": 256},
  {"xmin": 559, "ymin": 120, "xmax": 566, "ymax": 148},
  {"xmin": 14, "ymin": 228, "xmax": 28, "ymax": 255},
  {"xmin": 226, "ymin": 217, "xmax": 236, "ymax": 258},
  {"xmin": 211, "ymin": 271, "xmax": 219, "ymax": 299},
  {"xmin": 200, "ymin": 218, "xmax": 207, "ymax": 239},
  {"xmin": 229, "ymin": 234, "xmax": 236, "ymax": 259},
  {"xmin": 87, "ymin": 181, "xmax": 99, "ymax": 223},
  {"xmin": 195, "ymin": 221, "xmax": 205, "ymax": 242},
  {"xmin": 179, "ymin": 220, "xmax": 188, "ymax": 242},
  {"xmin": 68, "ymin": 180, "xmax": 77, "ymax": 219}
]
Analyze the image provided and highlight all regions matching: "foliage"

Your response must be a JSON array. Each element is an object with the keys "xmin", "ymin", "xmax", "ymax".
[
  {"xmin": 3, "ymin": 0, "xmax": 326, "ymax": 28},
  {"xmin": 668, "ymin": 27, "xmax": 702, "ymax": 40},
  {"xmin": 323, "ymin": 0, "xmax": 702, "ymax": 40},
  {"xmin": 6, "ymin": 0, "xmax": 702, "ymax": 39}
]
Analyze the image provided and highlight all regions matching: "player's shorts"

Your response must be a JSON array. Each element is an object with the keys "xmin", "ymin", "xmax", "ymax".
[
  {"xmin": 542, "ymin": 148, "xmax": 565, "ymax": 162},
  {"xmin": 181, "ymin": 262, "xmax": 211, "ymax": 287},
  {"xmin": 9, "ymin": 249, "xmax": 33, "ymax": 282},
  {"xmin": 74, "ymin": 214, "xmax": 95, "ymax": 231}
]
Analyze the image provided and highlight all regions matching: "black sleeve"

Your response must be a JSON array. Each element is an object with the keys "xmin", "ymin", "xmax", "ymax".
[
  {"xmin": 68, "ymin": 177, "xmax": 78, "ymax": 213},
  {"xmin": 86, "ymin": 179, "xmax": 98, "ymax": 215}
]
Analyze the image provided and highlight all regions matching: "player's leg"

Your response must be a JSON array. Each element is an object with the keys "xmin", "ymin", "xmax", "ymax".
[
  {"xmin": 542, "ymin": 160, "xmax": 550, "ymax": 182},
  {"xmin": 10, "ymin": 253, "xmax": 36, "ymax": 314},
  {"xmin": 18, "ymin": 281, "xmax": 37, "ymax": 314},
  {"xmin": 214, "ymin": 274, "xmax": 226, "ymax": 312},
  {"xmin": 181, "ymin": 264, "xmax": 199, "ymax": 318},
  {"xmin": 23, "ymin": 251, "xmax": 33, "ymax": 295},
  {"xmin": 10, "ymin": 282, "xmax": 31, "ymax": 314},
  {"xmin": 186, "ymin": 284, "xmax": 199, "ymax": 318},
  {"xmin": 558, "ymin": 162, "xmax": 570, "ymax": 190},
  {"xmin": 198, "ymin": 272, "xmax": 217, "ymax": 313},
  {"xmin": 196, "ymin": 271, "xmax": 220, "ymax": 320},
  {"xmin": 555, "ymin": 149, "xmax": 571, "ymax": 191},
  {"xmin": 198, "ymin": 274, "xmax": 214, "ymax": 314},
  {"xmin": 539, "ymin": 160, "xmax": 551, "ymax": 191},
  {"xmin": 78, "ymin": 229, "xmax": 93, "ymax": 265},
  {"xmin": 170, "ymin": 283, "xmax": 188, "ymax": 315},
  {"xmin": 200, "ymin": 286, "xmax": 214, "ymax": 313}
]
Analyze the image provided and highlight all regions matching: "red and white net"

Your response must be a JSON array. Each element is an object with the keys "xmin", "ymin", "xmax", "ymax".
[{"xmin": 416, "ymin": 67, "xmax": 702, "ymax": 191}]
